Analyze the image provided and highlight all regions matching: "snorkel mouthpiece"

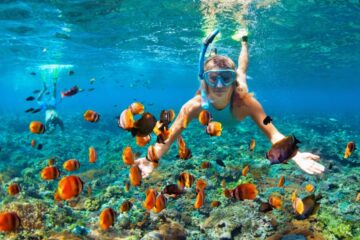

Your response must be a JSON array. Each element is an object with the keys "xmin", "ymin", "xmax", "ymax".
[{"xmin": 198, "ymin": 29, "xmax": 220, "ymax": 109}]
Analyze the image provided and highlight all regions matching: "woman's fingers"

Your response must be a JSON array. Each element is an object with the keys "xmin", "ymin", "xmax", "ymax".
[
  {"xmin": 310, "ymin": 154, "xmax": 320, "ymax": 160},
  {"xmin": 303, "ymin": 167, "xmax": 313, "ymax": 174},
  {"xmin": 308, "ymin": 161, "xmax": 325, "ymax": 174},
  {"xmin": 303, "ymin": 152, "xmax": 320, "ymax": 160},
  {"xmin": 314, "ymin": 163, "xmax": 325, "ymax": 173}
]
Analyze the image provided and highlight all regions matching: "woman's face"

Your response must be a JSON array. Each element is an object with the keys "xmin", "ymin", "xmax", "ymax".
[{"xmin": 205, "ymin": 67, "xmax": 235, "ymax": 104}]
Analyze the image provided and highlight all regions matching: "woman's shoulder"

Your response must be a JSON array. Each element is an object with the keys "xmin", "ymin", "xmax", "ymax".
[
  {"xmin": 181, "ymin": 95, "xmax": 203, "ymax": 117},
  {"xmin": 184, "ymin": 95, "xmax": 202, "ymax": 108}
]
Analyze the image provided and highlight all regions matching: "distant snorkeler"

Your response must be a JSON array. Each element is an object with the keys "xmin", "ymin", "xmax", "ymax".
[
  {"xmin": 36, "ymin": 78, "xmax": 64, "ymax": 133},
  {"xmin": 121, "ymin": 28, "xmax": 325, "ymax": 177}
]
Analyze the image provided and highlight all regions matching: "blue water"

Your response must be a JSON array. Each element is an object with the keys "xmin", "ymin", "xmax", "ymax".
[
  {"xmin": 1, "ymin": 1, "xmax": 360, "ymax": 239},
  {"xmin": 1, "ymin": 0, "xmax": 359, "ymax": 115}
]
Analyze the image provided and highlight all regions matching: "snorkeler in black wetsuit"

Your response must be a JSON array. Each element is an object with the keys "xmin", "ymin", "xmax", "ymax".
[{"xmin": 36, "ymin": 80, "xmax": 64, "ymax": 133}]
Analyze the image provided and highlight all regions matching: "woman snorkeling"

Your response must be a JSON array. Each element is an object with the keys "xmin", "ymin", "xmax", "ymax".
[
  {"xmin": 126, "ymin": 29, "xmax": 325, "ymax": 178},
  {"xmin": 36, "ymin": 76, "xmax": 64, "ymax": 133}
]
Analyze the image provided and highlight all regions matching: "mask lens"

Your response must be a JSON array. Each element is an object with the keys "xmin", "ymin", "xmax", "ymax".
[
  {"xmin": 204, "ymin": 72, "xmax": 216, "ymax": 87},
  {"xmin": 219, "ymin": 71, "xmax": 235, "ymax": 84},
  {"xmin": 208, "ymin": 72, "xmax": 218, "ymax": 84}
]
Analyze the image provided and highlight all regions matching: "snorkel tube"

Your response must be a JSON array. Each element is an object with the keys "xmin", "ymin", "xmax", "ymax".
[{"xmin": 198, "ymin": 29, "xmax": 220, "ymax": 109}]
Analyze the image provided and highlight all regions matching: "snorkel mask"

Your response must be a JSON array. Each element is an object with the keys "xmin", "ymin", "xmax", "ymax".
[
  {"xmin": 198, "ymin": 29, "xmax": 236, "ymax": 109},
  {"xmin": 203, "ymin": 69, "xmax": 236, "ymax": 88}
]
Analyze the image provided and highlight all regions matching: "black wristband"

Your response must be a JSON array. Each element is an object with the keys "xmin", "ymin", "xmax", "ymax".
[{"xmin": 242, "ymin": 36, "xmax": 248, "ymax": 42}]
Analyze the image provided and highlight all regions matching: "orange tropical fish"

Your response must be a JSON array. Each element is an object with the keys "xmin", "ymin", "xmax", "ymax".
[
  {"xmin": 166, "ymin": 109, "xmax": 176, "ymax": 122},
  {"xmin": 153, "ymin": 194, "xmax": 167, "ymax": 213},
  {"xmin": 294, "ymin": 195, "xmax": 320, "ymax": 220},
  {"xmin": 259, "ymin": 202, "xmax": 273, "ymax": 213},
  {"xmin": 63, "ymin": 159, "xmax": 80, "ymax": 171},
  {"xmin": 129, "ymin": 102, "xmax": 144, "ymax": 115},
  {"xmin": 122, "ymin": 146, "xmax": 135, "ymax": 165},
  {"xmin": 198, "ymin": 110, "xmax": 212, "ymax": 126},
  {"xmin": 8, "ymin": 183, "xmax": 21, "ymax": 196},
  {"xmin": 125, "ymin": 182, "xmax": 130, "ymax": 192},
  {"xmin": 242, "ymin": 165, "xmax": 249, "ymax": 176},
  {"xmin": 356, "ymin": 193, "xmax": 360, "ymax": 202},
  {"xmin": 178, "ymin": 172, "xmax": 195, "ymax": 189},
  {"xmin": 269, "ymin": 196, "xmax": 282, "ymax": 209},
  {"xmin": 225, "ymin": 183, "xmax": 258, "ymax": 201},
  {"xmin": 211, "ymin": 201, "xmax": 221, "ymax": 208},
  {"xmin": 292, "ymin": 197, "xmax": 304, "ymax": 215},
  {"xmin": 194, "ymin": 189, "xmax": 205, "ymax": 209},
  {"xmin": 162, "ymin": 184, "xmax": 184, "ymax": 198},
  {"xmin": 266, "ymin": 135, "xmax": 300, "ymax": 164},
  {"xmin": 87, "ymin": 185, "xmax": 92, "ymax": 198},
  {"xmin": 156, "ymin": 127, "xmax": 172, "ymax": 144},
  {"xmin": 168, "ymin": 109, "xmax": 176, "ymax": 122},
  {"xmin": 83, "ymin": 110, "xmax": 100, "ymax": 123},
  {"xmin": 196, "ymin": 179, "xmax": 207, "ymax": 192},
  {"xmin": 206, "ymin": 121, "xmax": 222, "ymax": 137},
  {"xmin": 99, "ymin": 208, "xmax": 117, "ymax": 230},
  {"xmin": 159, "ymin": 109, "xmax": 175, "ymax": 129},
  {"xmin": 146, "ymin": 145, "xmax": 160, "ymax": 167},
  {"xmin": 54, "ymin": 191, "xmax": 62, "ymax": 202},
  {"xmin": 177, "ymin": 135, "xmax": 186, "ymax": 149},
  {"xmin": 136, "ymin": 135, "xmax": 151, "ymax": 147},
  {"xmin": 143, "ymin": 188, "xmax": 157, "ymax": 211},
  {"xmin": 344, "ymin": 141, "xmax": 356, "ymax": 159},
  {"xmin": 291, "ymin": 190, "xmax": 297, "ymax": 202},
  {"xmin": 0, "ymin": 212, "xmax": 21, "ymax": 232},
  {"xmin": 221, "ymin": 179, "xmax": 226, "ymax": 188},
  {"xmin": 131, "ymin": 112, "xmax": 157, "ymax": 137},
  {"xmin": 224, "ymin": 189, "xmax": 233, "ymax": 198},
  {"xmin": 48, "ymin": 158, "xmax": 55, "ymax": 166},
  {"xmin": 278, "ymin": 176, "xmax": 285, "ymax": 187},
  {"xmin": 129, "ymin": 165, "xmax": 142, "ymax": 186},
  {"xmin": 118, "ymin": 108, "xmax": 135, "ymax": 130},
  {"xmin": 31, "ymin": 139, "xmax": 36, "ymax": 148},
  {"xmin": 29, "ymin": 121, "xmax": 45, "ymax": 134},
  {"xmin": 120, "ymin": 200, "xmax": 133, "ymax": 213},
  {"xmin": 249, "ymin": 139, "xmax": 256, "ymax": 152},
  {"xmin": 234, "ymin": 183, "xmax": 258, "ymax": 200},
  {"xmin": 41, "ymin": 166, "xmax": 60, "ymax": 180},
  {"xmin": 89, "ymin": 147, "xmax": 97, "ymax": 163},
  {"xmin": 57, "ymin": 175, "xmax": 84, "ymax": 201},
  {"xmin": 153, "ymin": 121, "xmax": 163, "ymax": 136},
  {"xmin": 177, "ymin": 136, "xmax": 192, "ymax": 160},
  {"xmin": 305, "ymin": 184, "xmax": 315, "ymax": 193},
  {"xmin": 200, "ymin": 161, "xmax": 211, "ymax": 169}
]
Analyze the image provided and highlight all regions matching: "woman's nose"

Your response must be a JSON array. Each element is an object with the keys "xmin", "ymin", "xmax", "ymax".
[{"xmin": 216, "ymin": 78, "xmax": 224, "ymax": 88}]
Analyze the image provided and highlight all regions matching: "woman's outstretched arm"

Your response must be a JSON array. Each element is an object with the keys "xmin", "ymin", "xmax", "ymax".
[
  {"xmin": 246, "ymin": 96, "xmax": 325, "ymax": 175},
  {"xmin": 135, "ymin": 96, "xmax": 202, "ymax": 178}
]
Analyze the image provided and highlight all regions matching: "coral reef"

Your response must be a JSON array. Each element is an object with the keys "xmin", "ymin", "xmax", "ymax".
[
  {"xmin": 1, "ymin": 113, "xmax": 360, "ymax": 239},
  {"xmin": 201, "ymin": 201, "xmax": 274, "ymax": 239},
  {"xmin": 141, "ymin": 220, "xmax": 187, "ymax": 240},
  {"xmin": 6, "ymin": 200, "xmax": 47, "ymax": 230}
]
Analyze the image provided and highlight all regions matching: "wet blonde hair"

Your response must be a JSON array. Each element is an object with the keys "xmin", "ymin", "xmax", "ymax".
[{"xmin": 204, "ymin": 55, "xmax": 236, "ymax": 71}]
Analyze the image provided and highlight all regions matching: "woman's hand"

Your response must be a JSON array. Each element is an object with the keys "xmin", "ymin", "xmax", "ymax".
[
  {"xmin": 292, "ymin": 152, "xmax": 325, "ymax": 175},
  {"xmin": 134, "ymin": 157, "xmax": 155, "ymax": 178}
]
